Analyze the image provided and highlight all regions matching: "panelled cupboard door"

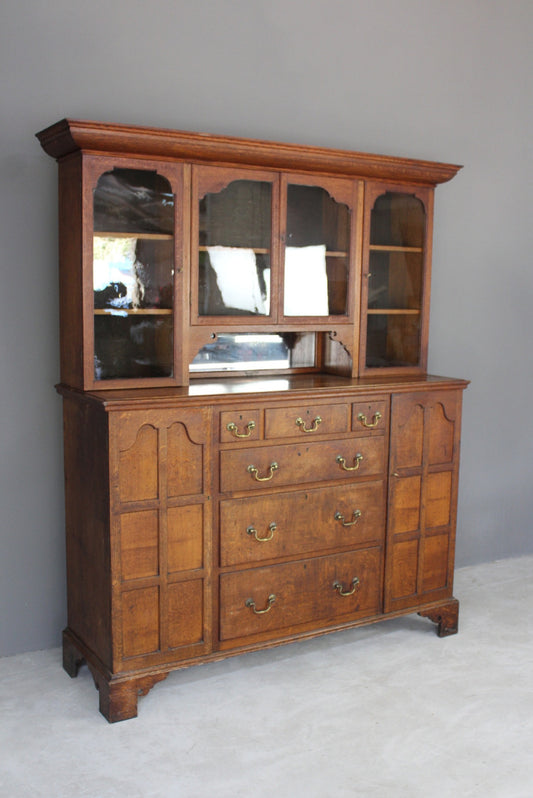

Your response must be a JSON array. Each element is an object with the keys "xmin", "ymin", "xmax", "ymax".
[
  {"xmin": 110, "ymin": 407, "xmax": 212, "ymax": 669},
  {"xmin": 385, "ymin": 389, "xmax": 462, "ymax": 612}
]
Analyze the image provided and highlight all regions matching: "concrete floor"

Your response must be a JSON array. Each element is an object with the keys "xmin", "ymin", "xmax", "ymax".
[{"xmin": 0, "ymin": 556, "xmax": 532, "ymax": 798}]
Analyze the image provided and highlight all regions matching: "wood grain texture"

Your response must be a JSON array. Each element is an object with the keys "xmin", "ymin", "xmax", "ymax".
[{"xmin": 37, "ymin": 119, "xmax": 462, "ymax": 185}]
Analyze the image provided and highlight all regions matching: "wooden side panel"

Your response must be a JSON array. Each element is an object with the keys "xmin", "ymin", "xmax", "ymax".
[
  {"xmin": 62, "ymin": 395, "xmax": 112, "ymax": 666},
  {"xmin": 385, "ymin": 389, "xmax": 463, "ymax": 612},
  {"xmin": 58, "ymin": 154, "xmax": 84, "ymax": 388}
]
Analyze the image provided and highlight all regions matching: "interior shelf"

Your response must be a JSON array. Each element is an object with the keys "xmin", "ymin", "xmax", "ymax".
[
  {"xmin": 369, "ymin": 245, "xmax": 423, "ymax": 253},
  {"xmin": 367, "ymin": 308, "xmax": 421, "ymax": 315},
  {"xmin": 94, "ymin": 232, "xmax": 173, "ymax": 241},
  {"xmin": 94, "ymin": 308, "xmax": 173, "ymax": 315}
]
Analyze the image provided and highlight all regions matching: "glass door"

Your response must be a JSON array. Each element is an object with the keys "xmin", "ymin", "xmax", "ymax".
[
  {"xmin": 360, "ymin": 184, "xmax": 432, "ymax": 373},
  {"xmin": 91, "ymin": 162, "xmax": 182, "ymax": 383},
  {"xmin": 192, "ymin": 167, "xmax": 277, "ymax": 322},
  {"xmin": 281, "ymin": 175, "xmax": 356, "ymax": 320}
]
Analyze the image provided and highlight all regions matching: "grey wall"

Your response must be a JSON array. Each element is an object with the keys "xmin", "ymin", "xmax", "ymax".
[{"xmin": 1, "ymin": 0, "xmax": 531, "ymax": 656}]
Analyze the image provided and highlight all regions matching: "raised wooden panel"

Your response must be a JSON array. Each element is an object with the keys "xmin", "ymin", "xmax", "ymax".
[
  {"xmin": 119, "ymin": 424, "xmax": 159, "ymax": 503},
  {"xmin": 167, "ymin": 580, "xmax": 204, "ymax": 648},
  {"xmin": 120, "ymin": 510, "xmax": 159, "ymax": 580},
  {"xmin": 122, "ymin": 587, "xmax": 160, "ymax": 657},
  {"xmin": 388, "ymin": 476, "xmax": 421, "ymax": 535},
  {"xmin": 167, "ymin": 504, "xmax": 204, "ymax": 572},
  {"xmin": 428, "ymin": 400, "xmax": 456, "ymax": 466},
  {"xmin": 426, "ymin": 471, "xmax": 452, "ymax": 528},
  {"xmin": 394, "ymin": 402, "xmax": 424, "ymax": 469},
  {"xmin": 390, "ymin": 539, "xmax": 419, "ymax": 599},
  {"xmin": 422, "ymin": 534, "xmax": 450, "ymax": 592},
  {"xmin": 167, "ymin": 422, "xmax": 204, "ymax": 498}
]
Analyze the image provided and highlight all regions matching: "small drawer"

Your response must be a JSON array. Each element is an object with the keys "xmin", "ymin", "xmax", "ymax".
[
  {"xmin": 352, "ymin": 399, "xmax": 388, "ymax": 434},
  {"xmin": 265, "ymin": 403, "xmax": 348, "ymax": 439},
  {"xmin": 220, "ymin": 481, "xmax": 385, "ymax": 566},
  {"xmin": 219, "ymin": 548, "xmax": 382, "ymax": 642},
  {"xmin": 220, "ymin": 436, "xmax": 386, "ymax": 493},
  {"xmin": 220, "ymin": 410, "xmax": 261, "ymax": 443}
]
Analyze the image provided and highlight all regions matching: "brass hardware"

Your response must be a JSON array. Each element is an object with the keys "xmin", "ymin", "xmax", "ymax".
[
  {"xmin": 333, "ymin": 577, "xmax": 360, "ymax": 597},
  {"xmin": 336, "ymin": 453, "xmax": 363, "ymax": 472},
  {"xmin": 295, "ymin": 416, "xmax": 322, "ymax": 433},
  {"xmin": 245, "ymin": 594, "xmax": 276, "ymax": 614},
  {"xmin": 357, "ymin": 411, "xmax": 382, "ymax": 429},
  {"xmin": 227, "ymin": 420, "xmax": 256, "ymax": 438},
  {"xmin": 334, "ymin": 509, "xmax": 362, "ymax": 527},
  {"xmin": 247, "ymin": 522, "xmax": 277, "ymax": 542},
  {"xmin": 392, "ymin": 471, "xmax": 400, "ymax": 478},
  {"xmin": 247, "ymin": 462, "xmax": 279, "ymax": 482}
]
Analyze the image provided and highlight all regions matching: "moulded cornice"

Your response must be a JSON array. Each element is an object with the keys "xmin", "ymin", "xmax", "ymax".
[{"xmin": 37, "ymin": 118, "xmax": 462, "ymax": 185}]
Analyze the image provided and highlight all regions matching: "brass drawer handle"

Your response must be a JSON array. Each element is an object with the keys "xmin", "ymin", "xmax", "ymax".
[
  {"xmin": 227, "ymin": 420, "xmax": 256, "ymax": 438},
  {"xmin": 296, "ymin": 415, "xmax": 322, "ymax": 433},
  {"xmin": 247, "ymin": 462, "xmax": 278, "ymax": 482},
  {"xmin": 336, "ymin": 453, "xmax": 363, "ymax": 472},
  {"xmin": 357, "ymin": 411, "xmax": 382, "ymax": 429},
  {"xmin": 333, "ymin": 577, "xmax": 360, "ymax": 597},
  {"xmin": 334, "ymin": 510, "xmax": 362, "ymax": 527},
  {"xmin": 247, "ymin": 522, "xmax": 277, "ymax": 542},
  {"xmin": 245, "ymin": 594, "xmax": 276, "ymax": 614}
]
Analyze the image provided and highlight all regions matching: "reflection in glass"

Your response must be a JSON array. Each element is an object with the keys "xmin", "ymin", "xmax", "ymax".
[
  {"xmin": 284, "ymin": 184, "xmax": 349, "ymax": 316},
  {"xmin": 198, "ymin": 180, "xmax": 271, "ymax": 316},
  {"xmin": 190, "ymin": 333, "xmax": 316, "ymax": 373},
  {"xmin": 93, "ymin": 168, "xmax": 174, "ymax": 379},
  {"xmin": 94, "ymin": 169, "xmax": 174, "ymax": 234},
  {"xmin": 94, "ymin": 315, "xmax": 173, "ymax": 379}
]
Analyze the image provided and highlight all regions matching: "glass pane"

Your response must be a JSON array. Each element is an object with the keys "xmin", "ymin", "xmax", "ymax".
[
  {"xmin": 94, "ymin": 315, "xmax": 173, "ymax": 379},
  {"xmin": 366, "ymin": 192, "xmax": 425, "ymax": 368},
  {"xmin": 198, "ymin": 180, "xmax": 271, "ymax": 316},
  {"xmin": 190, "ymin": 332, "xmax": 315, "ymax": 373},
  {"xmin": 94, "ymin": 168, "xmax": 174, "ymax": 234},
  {"xmin": 284, "ymin": 184, "xmax": 349, "ymax": 316},
  {"xmin": 370, "ymin": 192, "xmax": 424, "ymax": 248},
  {"xmin": 368, "ymin": 251, "xmax": 423, "ymax": 310},
  {"xmin": 366, "ymin": 314, "xmax": 421, "ymax": 368},
  {"xmin": 93, "ymin": 168, "xmax": 174, "ymax": 380}
]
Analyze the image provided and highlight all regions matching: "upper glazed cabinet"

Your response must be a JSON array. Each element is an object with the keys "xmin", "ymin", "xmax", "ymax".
[{"xmin": 37, "ymin": 120, "xmax": 460, "ymax": 390}]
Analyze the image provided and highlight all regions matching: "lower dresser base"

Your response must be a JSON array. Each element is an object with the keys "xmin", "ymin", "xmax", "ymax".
[
  {"xmin": 63, "ymin": 597, "xmax": 459, "ymax": 723},
  {"xmin": 59, "ymin": 377, "xmax": 467, "ymax": 722}
]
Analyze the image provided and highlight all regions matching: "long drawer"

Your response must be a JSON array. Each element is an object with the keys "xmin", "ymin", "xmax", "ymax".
[
  {"xmin": 219, "ymin": 436, "xmax": 385, "ymax": 493},
  {"xmin": 219, "ymin": 547, "xmax": 382, "ymax": 642},
  {"xmin": 220, "ymin": 481, "xmax": 385, "ymax": 566}
]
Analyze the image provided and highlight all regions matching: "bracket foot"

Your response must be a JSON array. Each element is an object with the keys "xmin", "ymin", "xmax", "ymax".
[{"xmin": 418, "ymin": 598, "xmax": 459, "ymax": 637}]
